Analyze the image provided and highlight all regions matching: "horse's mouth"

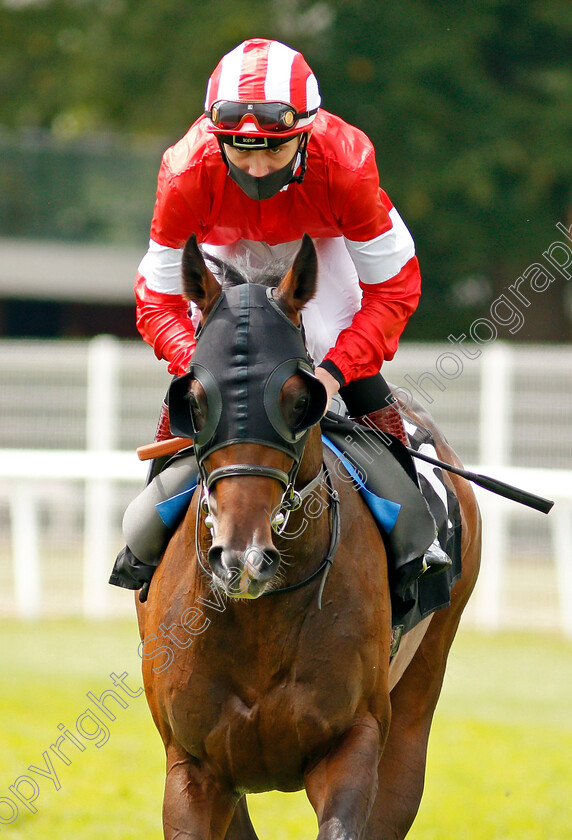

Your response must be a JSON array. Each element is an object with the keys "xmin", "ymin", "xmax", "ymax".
[
  {"xmin": 208, "ymin": 544, "xmax": 281, "ymax": 599},
  {"xmin": 212, "ymin": 571, "xmax": 268, "ymax": 600}
]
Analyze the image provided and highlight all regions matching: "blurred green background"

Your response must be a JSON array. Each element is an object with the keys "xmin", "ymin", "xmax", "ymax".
[{"xmin": 1, "ymin": 0, "xmax": 572, "ymax": 340}]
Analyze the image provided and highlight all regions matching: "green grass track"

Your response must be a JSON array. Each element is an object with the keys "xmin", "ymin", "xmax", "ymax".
[{"xmin": 0, "ymin": 620, "xmax": 570, "ymax": 839}]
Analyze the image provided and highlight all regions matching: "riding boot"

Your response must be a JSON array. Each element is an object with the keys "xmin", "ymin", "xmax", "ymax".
[
  {"xmin": 147, "ymin": 399, "xmax": 174, "ymax": 482},
  {"xmin": 109, "ymin": 400, "xmax": 198, "ymax": 602},
  {"xmin": 353, "ymin": 401, "xmax": 452, "ymax": 579},
  {"xmin": 354, "ymin": 401, "xmax": 410, "ymax": 448}
]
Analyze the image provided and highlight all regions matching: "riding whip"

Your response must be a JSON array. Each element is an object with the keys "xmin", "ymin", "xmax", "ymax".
[{"xmin": 406, "ymin": 446, "xmax": 554, "ymax": 514}]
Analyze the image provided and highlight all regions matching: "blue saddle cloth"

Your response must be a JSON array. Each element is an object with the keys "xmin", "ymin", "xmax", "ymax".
[{"xmin": 321, "ymin": 436, "xmax": 401, "ymax": 533}]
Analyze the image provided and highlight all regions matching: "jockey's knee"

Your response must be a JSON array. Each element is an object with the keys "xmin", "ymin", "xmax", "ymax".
[{"xmin": 123, "ymin": 456, "xmax": 198, "ymax": 564}]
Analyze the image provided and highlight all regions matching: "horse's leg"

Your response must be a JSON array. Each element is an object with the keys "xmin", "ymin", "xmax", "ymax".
[
  {"xmin": 162, "ymin": 743, "xmax": 236, "ymax": 840},
  {"xmin": 356, "ymin": 390, "xmax": 481, "ymax": 838},
  {"xmin": 364, "ymin": 613, "xmax": 462, "ymax": 838},
  {"xmin": 304, "ymin": 710, "xmax": 389, "ymax": 840},
  {"xmin": 224, "ymin": 798, "xmax": 260, "ymax": 840},
  {"xmin": 364, "ymin": 526, "xmax": 481, "ymax": 838}
]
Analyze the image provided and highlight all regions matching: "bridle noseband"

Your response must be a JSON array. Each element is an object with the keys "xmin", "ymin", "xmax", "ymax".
[{"xmin": 195, "ymin": 459, "xmax": 341, "ymax": 608}]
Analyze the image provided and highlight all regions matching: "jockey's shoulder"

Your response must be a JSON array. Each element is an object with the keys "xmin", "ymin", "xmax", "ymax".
[
  {"xmin": 309, "ymin": 109, "xmax": 376, "ymax": 173},
  {"xmin": 161, "ymin": 117, "xmax": 222, "ymax": 178}
]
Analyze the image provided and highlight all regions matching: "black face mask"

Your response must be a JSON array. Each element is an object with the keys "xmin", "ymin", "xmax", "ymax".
[
  {"xmin": 219, "ymin": 135, "xmax": 308, "ymax": 201},
  {"xmin": 226, "ymin": 154, "xmax": 298, "ymax": 201},
  {"xmin": 168, "ymin": 284, "xmax": 327, "ymax": 466}
]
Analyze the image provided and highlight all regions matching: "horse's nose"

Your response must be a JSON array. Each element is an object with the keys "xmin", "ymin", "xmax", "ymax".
[
  {"xmin": 207, "ymin": 547, "xmax": 235, "ymax": 586},
  {"xmin": 207, "ymin": 544, "xmax": 281, "ymax": 597},
  {"xmin": 243, "ymin": 545, "xmax": 281, "ymax": 580}
]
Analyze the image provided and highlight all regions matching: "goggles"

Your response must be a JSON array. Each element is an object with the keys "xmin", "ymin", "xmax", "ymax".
[{"xmin": 206, "ymin": 100, "xmax": 318, "ymax": 134}]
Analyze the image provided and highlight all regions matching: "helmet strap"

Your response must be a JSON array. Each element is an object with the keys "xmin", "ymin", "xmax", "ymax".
[{"xmin": 290, "ymin": 133, "xmax": 309, "ymax": 185}]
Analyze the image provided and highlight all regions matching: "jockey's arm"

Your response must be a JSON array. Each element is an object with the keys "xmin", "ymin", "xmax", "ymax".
[
  {"xmin": 134, "ymin": 242, "xmax": 196, "ymax": 376},
  {"xmin": 134, "ymin": 151, "xmax": 211, "ymax": 376},
  {"xmin": 313, "ymin": 365, "xmax": 341, "ymax": 411},
  {"xmin": 318, "ymin": 208, "xmax": 422, "ymax": 387}
]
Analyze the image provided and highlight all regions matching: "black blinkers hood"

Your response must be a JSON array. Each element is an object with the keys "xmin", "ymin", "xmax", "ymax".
[{"xmin": 168, "ymin": 283, "xmax": 327, "ymax": 465}]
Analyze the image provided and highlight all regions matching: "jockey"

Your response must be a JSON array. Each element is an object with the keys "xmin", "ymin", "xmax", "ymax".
[
  {"xmin": 111, "ymin": 37, "xmax": 451, "ymax": 594},
  {"xmin": 137, "ymin": 37, "xmax": 420, "ymax": 438}
]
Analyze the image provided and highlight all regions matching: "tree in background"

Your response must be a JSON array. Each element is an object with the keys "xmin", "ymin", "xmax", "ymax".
[
  {"xmin": 300, "ymin": 0, "xmax": 572, "ymax": 339},
  {"xmin": 1, "ymin": 0, "xmax": 571, "ymax": 339},
  {"xmin": 0, "ymin": 0, "xmax": 275, "ymax": 136}
]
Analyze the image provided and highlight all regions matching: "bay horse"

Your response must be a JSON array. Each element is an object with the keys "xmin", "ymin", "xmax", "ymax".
[{"xmin": 136, "ymin": 234, "xmax": 481, "ymax": 840}]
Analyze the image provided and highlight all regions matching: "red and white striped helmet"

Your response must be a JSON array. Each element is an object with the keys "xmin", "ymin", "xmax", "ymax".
[{"xmin": 204, "ymin": 39, "xmax": 321, "ymax": 140}]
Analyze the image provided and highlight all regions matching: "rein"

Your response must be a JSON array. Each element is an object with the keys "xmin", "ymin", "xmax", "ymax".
[{"xmin": 194, "ymin": 461, "xmax": 341, "ymax": 609}]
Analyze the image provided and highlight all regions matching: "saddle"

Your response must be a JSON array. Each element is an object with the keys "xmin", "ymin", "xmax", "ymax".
[
  {"xmin": 320, "ymin": 413, "xmax": 462, "ymax": 634},
  {"xmin": 110, "ymin": 413, "xmax": 462, "ymax": 636}
]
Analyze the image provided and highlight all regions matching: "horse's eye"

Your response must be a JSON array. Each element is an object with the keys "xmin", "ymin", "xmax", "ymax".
[
  {"xmin": 291, "ymin": 394, "xmax": 309, "ymax": 428},
  {"xmin": 280, "ymin": 374, "xmax": 312, "ymax": 432},
  {"xmin": 189, "ymin": 392, "xmax": 203, "ymax": 416},
  {"xmin": 188, "ymin": 385, "xmax": 207, "ymax": 431}
]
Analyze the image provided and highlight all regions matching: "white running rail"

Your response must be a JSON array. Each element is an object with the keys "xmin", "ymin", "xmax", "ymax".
[{"xmin": 0, "ymin": 451, "xmax": 570, "ymax": 635}]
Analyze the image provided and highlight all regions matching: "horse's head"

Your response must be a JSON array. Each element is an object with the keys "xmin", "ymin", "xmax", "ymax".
[{"xmin": 168, "ymin": 234, "xmax": 327, "ymax": 598}]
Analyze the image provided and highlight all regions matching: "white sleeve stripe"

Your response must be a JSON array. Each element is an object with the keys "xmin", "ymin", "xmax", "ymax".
[
  {"xmin": 138, "ymin": 240, "xmax": 184, "ymax": 295},
  {"xmin": 343, "ymin": 206, "xmax": 416, "ymax": 284}
]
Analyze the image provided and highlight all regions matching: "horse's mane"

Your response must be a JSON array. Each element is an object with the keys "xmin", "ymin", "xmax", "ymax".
[{"xmin": 203, "ymin": 251, "xmax": 290, "ymax": 290}]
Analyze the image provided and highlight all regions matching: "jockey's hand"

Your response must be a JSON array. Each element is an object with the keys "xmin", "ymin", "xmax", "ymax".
[{"xmin": 314, "ymin": 366, "xmax": 341, "ymax": 414}]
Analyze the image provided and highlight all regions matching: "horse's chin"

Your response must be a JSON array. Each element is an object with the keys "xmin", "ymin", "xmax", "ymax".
[{"xmin": 212, "ymin": 574, "xmax": 269, "ymax": 600}]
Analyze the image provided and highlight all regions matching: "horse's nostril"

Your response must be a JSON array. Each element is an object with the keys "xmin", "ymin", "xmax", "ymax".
[
  {"xmin": 207, "ymin": 545, "xmax": 234, "ymax": 583},
  {"xmin": 207, "ymin": 544, "xmax": 222, "ymax": 570},
  {"xmin": 207, "ymin": 544, "xmax": 280, "ymax": 586},
  {"xmin": 244, "ymin": 546, "xmax": 281, "ymax": 579}
]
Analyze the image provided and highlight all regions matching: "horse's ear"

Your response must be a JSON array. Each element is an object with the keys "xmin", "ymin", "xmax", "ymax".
[
  {"xmin": 182, "ymin": 234, "xmax": 221, "ymax": 315},
  {"xmin": 275, "ymin": 234, "xmax": 318, "ymax": 321}
]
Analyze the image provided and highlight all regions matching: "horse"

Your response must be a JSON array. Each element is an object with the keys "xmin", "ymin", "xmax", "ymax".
[{"xmin": 135, "ymin": 233, "xmax": 481, "ymax": 840}]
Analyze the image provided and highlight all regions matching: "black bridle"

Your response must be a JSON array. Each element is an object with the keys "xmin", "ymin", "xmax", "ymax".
[{"xmin": 193, "ymin": 458, "xmax": 341, "ymax": 608}]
